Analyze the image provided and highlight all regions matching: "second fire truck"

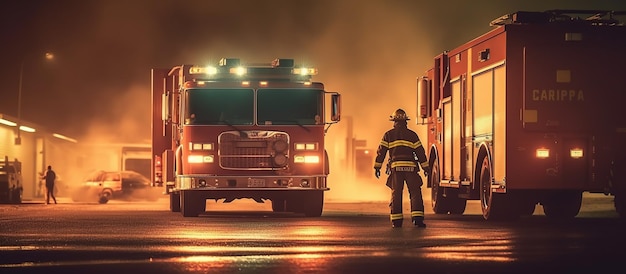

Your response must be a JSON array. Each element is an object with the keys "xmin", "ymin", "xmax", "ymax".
[
  {"xmin": 418, "ymin": 10, "xmax": 626, "ymax": 220},
  {"xmin": 152, "ymin": 58, "xmax": 341, "ymax": 217}
]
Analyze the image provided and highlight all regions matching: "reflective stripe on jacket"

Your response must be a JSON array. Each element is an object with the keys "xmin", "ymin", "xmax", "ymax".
[{"xmin": 374, "ymin": 121, "xmax": 428, "ymax": 170}]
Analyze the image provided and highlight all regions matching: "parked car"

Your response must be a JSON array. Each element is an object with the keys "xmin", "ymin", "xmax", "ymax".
[{"xmin": 71, "ymin": 170, "xmax": 160, "ymax": 204}]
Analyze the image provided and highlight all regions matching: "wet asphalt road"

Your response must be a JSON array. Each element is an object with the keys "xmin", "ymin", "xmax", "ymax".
[{"xmin": 0, "ymin": 194, "xmax": 624, "ymax": 274}]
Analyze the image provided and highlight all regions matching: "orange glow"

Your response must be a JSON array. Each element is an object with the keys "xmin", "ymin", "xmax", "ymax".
[{"xmin": 291, "ymin": 227, "xmax": 326, "ymax": 237}]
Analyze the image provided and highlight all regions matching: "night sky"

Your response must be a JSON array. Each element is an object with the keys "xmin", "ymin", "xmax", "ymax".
[{"xmin": 1, "ymin": 0, "xmax": 625, "ymax": 143}]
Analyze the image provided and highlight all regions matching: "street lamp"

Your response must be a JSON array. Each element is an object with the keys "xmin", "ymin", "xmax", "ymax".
[{"xmin": 15, "ymin": 52, "xmax": 54, "ymax": 145}]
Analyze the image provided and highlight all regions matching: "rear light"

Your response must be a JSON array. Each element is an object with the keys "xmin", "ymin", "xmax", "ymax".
[
  {"xmin": 155, "ymin": 156, "xmax": 162, "ymax": 167},
  {"xmin": 536, "ymin": 148, "xmax": 550, "ymax": 158},
  {"xmin": 570, "ymin": 148, "xmax": 583, "ymax": 159}
]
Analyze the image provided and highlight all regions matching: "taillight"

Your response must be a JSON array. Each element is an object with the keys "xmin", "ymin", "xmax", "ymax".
[
  {"xmin": 570, "ymin": 148, "xmax": 584, "ymax": 159},
  {"xmin": 155, "ymin": 155, "xmax": 162, "ymax": 167},
  {"xmin": 535, "ymin": 148, "xmax": 550, "ymax": 158}
]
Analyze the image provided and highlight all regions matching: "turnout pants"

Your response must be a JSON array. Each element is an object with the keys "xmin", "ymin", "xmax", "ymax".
[{"xmin": 389, "ymin": 168, "xmax": 424, "ymax": 223}]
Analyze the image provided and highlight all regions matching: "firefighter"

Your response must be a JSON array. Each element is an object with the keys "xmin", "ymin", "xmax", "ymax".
[
  {"xmin": 41, "ymin": 165, "xmax": 57, "ymax": 204},
  {"xmin": 374, "ymin": 109, "xmax": 429, "ymax": 228}
]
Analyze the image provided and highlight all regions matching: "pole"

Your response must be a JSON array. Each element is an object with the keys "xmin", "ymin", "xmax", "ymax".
[
  {"xmin": 16, "ymin": 61, "xmax": 24, "ymax": 145},
  {"xmin": 14, "ymin": 52, "xmax": 53, "ymax": 145}
]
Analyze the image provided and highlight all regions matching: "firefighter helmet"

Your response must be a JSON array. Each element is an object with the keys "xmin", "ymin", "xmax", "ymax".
[{"xmin": 389, "ymin": 108, "xmax": 410, "ymax": 121}]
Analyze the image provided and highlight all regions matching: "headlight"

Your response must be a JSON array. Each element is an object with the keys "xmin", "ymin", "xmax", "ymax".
[
  {"xmin": 295, "ymin": 143, "xmax": 317, "ymax": 151},
  {"xmin": 189, "ymin": 142, "xmax": 214, "ymax": 151},
  {"xmin": 294, "ymin": 155, "xmax": 320, "ymax": 164},
  {"xmin": 188, "ymin": 155, "xmax": 214, "ymax": 163}
]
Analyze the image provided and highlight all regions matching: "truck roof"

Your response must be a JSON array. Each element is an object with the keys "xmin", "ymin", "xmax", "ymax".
[{"xmin": 490, "ymin": 10, "xmax": 626, "ymax": 26}]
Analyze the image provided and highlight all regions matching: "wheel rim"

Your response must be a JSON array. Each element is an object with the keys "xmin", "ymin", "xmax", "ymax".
[
  {"xmin": 430, "ymin": 161, "xmax": 440, "ymax": 208},
  {"xmin": 480, "ymin": 157, "xmax": 492, "ymax": 214}
]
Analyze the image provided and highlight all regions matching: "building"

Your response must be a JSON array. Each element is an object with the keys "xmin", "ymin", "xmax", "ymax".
[{"xmin": 0, "ymin": 112, "xmax": 78, "ymax": 200}]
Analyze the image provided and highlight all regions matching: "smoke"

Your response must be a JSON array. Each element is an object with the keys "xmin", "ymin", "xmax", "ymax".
[
  {"xmin": 47, "ymin": 1, "xmax": 508, "ymax": 202},
  {"xmin": 78, "ymin": 83, "xmax": 151, "ymax": 144},
  {"xmin": 7, "ymin": 0, "xmax": 626, "ymax": 203}
]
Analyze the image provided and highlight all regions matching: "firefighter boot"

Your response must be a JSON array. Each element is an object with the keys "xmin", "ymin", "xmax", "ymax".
[
  {"xmin": 392, "ymin": 220, "xmax": 403, "ymax": 228},
  {"xmin": 413, "ymin": 217, "xmax": 426, "ymax": 228}
]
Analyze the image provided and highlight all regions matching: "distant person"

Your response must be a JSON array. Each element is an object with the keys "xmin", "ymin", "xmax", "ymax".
[
  {"xmin": 42, "ymin": 165, "xmax": 57, "ymax": 204},
  {"xmin": 374, "ymin": 109, "xmax": 429, "ymax": 228}
]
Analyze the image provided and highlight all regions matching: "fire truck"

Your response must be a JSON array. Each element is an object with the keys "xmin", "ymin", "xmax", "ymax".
[
  {"xmin": 152, "ymin": 58, "xmax": 341, "ymax": 217},
  {"xmin": 417, "ymin": 10, "xmax": 626, "ymax": 220},
  {"xmin": 0, "ymin": 156, "xmax": 23, "ymax": 204}
]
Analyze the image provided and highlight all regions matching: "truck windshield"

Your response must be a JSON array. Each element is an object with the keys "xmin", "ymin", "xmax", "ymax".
[
  {"xmin": 186, "ymin": 88, "xmax": 254, "ymax": 125},
  {"xmin": 257, "ymin": 88, "xmax": 322, "ymax": 125}
]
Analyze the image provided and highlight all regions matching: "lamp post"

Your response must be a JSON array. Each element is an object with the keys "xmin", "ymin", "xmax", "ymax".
[{"xmin": 15, "ymin": 52, "xmax": 54, "ymax": 145}]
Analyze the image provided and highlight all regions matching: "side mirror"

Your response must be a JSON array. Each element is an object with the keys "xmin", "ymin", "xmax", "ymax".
[
  {"xmin": 331, "ymin": 93, "xmax": 341, "ymax": 122},
  {"xmin": 417, "ymin": 76, "xmax": 430, "ymax": 119}
]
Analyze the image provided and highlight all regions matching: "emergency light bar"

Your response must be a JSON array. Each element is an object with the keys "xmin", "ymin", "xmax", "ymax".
[
  {"xmin": 293, "ymin": 67, "xmax": 318, "ymax": 76},
  {"xmin": 219, "ymin": 58, "xmax": 240, "ymax": 67},
  {"xmin": 187, "ymin": 58, "xmax": 318, "ymax": 80},
  {"xmin": 229, "ymin": 67, "xmax": 247, "ymax": 76}
]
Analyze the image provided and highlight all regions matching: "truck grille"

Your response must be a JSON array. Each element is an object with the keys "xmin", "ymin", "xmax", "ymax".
[{"xmin": 218, "ymin": 131, "xmax": 289, "ymax": 170}]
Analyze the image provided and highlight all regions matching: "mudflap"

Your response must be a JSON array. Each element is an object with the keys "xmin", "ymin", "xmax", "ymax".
[
  {"xmin": 180, "ymin": 190, "xmax": 206, "ymax": 217},
  {"xmin": 170, "ymin": 191, "xmax": 181, "ymax": 212}
]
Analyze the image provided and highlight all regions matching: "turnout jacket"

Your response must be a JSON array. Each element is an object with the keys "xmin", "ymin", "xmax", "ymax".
[{"xmin": 374, "ymin": 121, "xmax": 429, "ymax": 171}]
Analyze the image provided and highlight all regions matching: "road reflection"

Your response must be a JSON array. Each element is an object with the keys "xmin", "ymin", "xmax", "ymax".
[
  {"xmin": 421, "ymin": 231, "xmax": 515, "ymax": 262},
  {"xmin": 1, "ymin": 197, "xmax": 620, "ymax": 273}
]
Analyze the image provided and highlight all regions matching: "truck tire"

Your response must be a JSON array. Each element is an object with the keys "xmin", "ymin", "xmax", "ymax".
[
  {"xmin": 11, "ymin": 188, "xmax": 22, "ymax": 204},
  {"xmin": 479, "ymin": 156, "xmax": 518, "ymax": 221},
  {"xmin": 180, "ymin": 190, "xmax": 205, "ymax": 217},
  {"xmin": 170, "ymin": 192, "xmax": 181, "ymax": 212},
  {"xmin": 542, "ymin": 191, "xmax": 582, "ymax": 220},
  {"xmin": 430, "ymin": 159, "xmax": 448, "ymax": 214}
]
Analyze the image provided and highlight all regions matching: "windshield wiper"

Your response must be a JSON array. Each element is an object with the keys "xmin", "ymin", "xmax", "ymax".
[
  {"xmin": 221, "ymin": 119, "xmax": 248, "ymax": 138},
  {"xmin": 268, "ymin": 120, "xmax": 310, "ymax": 132}
]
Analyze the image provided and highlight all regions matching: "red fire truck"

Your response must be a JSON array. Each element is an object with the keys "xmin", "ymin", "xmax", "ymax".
[
  {"xmin": 418, "ymin": 10, "xmax": 626, "ymax": 220},
  {"xmin": 152, "ymin": 58, "xmax": 341, "ymax": 217}
]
